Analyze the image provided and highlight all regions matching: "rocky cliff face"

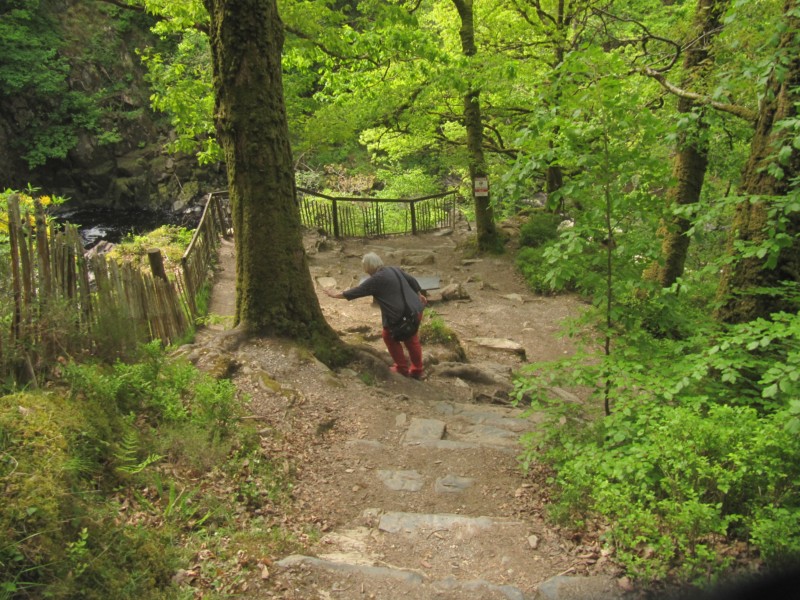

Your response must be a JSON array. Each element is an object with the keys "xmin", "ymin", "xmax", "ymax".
[{"xmin": 0, "ymin": 0, "xmax": 225, "ymax": 210}]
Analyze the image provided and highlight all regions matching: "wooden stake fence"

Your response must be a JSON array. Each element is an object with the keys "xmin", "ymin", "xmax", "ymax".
[
  {"xmin": 1, "ymin": 192, "xmax": 230, "ymax": 386},
  {"xmin": 2, "ymin": 187, "xmax": 447, "ymax": 386}
]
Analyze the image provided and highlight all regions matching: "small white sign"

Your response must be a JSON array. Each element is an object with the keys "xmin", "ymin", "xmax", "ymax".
[{"xmin": 474, "ymin": 177, "xmax": 489, "ymax": 197}]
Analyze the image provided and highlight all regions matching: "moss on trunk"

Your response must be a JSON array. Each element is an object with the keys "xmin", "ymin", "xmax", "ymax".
[
  {"xmin": 715, "ymin": 0, "xmax": 800, "ymax": 323},
  {"xmin": 645, "ymin": 0, "xmax": 725, "ymax": 288},
  {"xmin": 203, "ymin": 0, "xmax": 344, "ymax": 360}
]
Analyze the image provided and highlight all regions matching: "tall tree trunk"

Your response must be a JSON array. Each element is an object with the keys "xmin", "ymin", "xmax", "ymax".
[
  {"xmin": 645, "ymin": 0, "xmax": 727, "ymax": 288},
  {"xmin": 715, "ymin": 0, "xmax": 800, "ymax": 323},
  {"xmin": 203, "ymin": 0, "xmax": 340, "ymax": 349},
  {"xmin": 452, "ymin": 0, "xmax": 499, "ymax": 251},
  {"xmin": 545, "ymin": 3, "xmax": 566, "ymax": 211}
]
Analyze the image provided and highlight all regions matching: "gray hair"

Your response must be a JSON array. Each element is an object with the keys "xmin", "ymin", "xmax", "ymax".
[{"xmin": 362, "ymin": 252, "xmax": 383, "ymax": 274}]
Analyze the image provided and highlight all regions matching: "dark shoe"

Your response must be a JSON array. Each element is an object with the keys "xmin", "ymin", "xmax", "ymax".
[{"xmin": 409, "ymin": 370, "xmax": 424, "ymax": 380}]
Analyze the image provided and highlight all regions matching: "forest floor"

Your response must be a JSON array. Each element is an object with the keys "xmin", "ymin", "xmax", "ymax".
[{"xmin": 184, "ymin": 215, "xmax": 638, "ymax": 599}]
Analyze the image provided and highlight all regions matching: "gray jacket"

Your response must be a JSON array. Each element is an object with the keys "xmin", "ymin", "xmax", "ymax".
[{"xmin": 343, "ymin": 267, "xmax": 423, "ymax": 327}]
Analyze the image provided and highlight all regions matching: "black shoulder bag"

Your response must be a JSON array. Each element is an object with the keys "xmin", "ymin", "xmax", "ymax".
[{"xmin": 388, "ymin": 268, "xmax": 420, "ymax": 342}]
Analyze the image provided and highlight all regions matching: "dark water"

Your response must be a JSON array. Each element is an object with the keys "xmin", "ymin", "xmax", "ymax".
[{"xmin": 52, "ymin": 205, "xmax": 202, "ymax": 248}]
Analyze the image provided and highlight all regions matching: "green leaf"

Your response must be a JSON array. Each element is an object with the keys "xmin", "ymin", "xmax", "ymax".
[{"xmin": 762, "ymin": 383, "xmax": 778, "ymax": 398}]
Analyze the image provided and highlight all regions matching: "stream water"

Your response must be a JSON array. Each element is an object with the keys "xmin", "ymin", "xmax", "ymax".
[{"xmin": 53, "ymin": 204, "xmax": 201, "ymax": 248}]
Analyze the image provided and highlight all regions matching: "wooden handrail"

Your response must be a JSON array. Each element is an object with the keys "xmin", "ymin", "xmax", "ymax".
[{"xmin": 182, "ymin": 191, "xmax": 228, "ymax": 262}]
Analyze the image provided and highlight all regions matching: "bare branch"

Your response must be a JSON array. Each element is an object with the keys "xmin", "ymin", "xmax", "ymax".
[
  {"xmin": 97, "ymin": 0, "xmax": 145, "ymax": 13},
  {"xmin": 593, "ymin": 6, "xmax": 681, "ymax": 72}
]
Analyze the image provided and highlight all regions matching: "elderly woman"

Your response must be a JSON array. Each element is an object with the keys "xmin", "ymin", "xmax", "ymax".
[{"xmin": 326, "ymin": 252, "xmax": 427, "ymax": 379}]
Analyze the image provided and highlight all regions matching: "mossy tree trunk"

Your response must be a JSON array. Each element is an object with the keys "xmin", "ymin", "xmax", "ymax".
[
  {"xmin": 645, "ymin": 0, "xmax": 728, "ymax": 288},
  {"xmin": 453, "ymin": 0, "xmax": 500, "ymax": 252},
  {"xmin": 715, "ymin": 0, "xmax": 800, "ymax": 323},
  {"xmin": 203, "ymin": 0, "xmax": 340, "ymax": 350}
]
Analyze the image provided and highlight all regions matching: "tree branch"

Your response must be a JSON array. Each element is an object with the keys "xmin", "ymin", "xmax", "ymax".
[
  {"xmin": 283, "ymin": 24, "xmax": 379, "ymax": 66},
  {"xmin": 642, "ymin": 67, "xmax": 758, "ymax": 123},
  {"xmin": 97, "ymin": 0, "xmax": 145, "ymax": 13},
  {"xmin": 593, "ymin": 6, "xmax": 681, "ymax": 73},
  {"xmin": 95, "ymin": 0, "xmax": 208, "ymax": 34}
]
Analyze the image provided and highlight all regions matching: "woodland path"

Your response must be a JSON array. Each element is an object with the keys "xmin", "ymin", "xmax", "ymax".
[{"xmin": 185, "ymin": 216, "xmax": 633, "ymax": 599}]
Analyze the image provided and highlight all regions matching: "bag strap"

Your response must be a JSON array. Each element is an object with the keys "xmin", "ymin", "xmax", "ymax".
[{"xmin": 391, "ymin": 267, "xmax": 412, "ymax": 314}]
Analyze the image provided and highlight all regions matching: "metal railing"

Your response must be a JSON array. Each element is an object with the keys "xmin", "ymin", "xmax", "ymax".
[{"xmin": 297, "ymin": 188, "xmax": 457, "ymax": 238}]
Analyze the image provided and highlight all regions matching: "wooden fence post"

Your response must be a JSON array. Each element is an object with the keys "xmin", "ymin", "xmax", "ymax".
[
  {"xmin": 332, "ymin": 199, "xmax": 340, "ymax": 238},
  {"xmin": 148, "ymin": 249, "xmax": 168, "ymax": 281},
  {"xmin": 7, "ymin": 196, "xmax": 23, "ymax": 342}
]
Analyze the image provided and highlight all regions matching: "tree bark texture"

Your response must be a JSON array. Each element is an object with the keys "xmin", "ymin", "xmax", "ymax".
[
  {"xmin": 203, "ymin": 0, "xmax": 338, "ymax": 342},
  {"xmin": 645, "ymin": 0, "xmax": 727, "ymax": 288},
  {"xmin": 545, "ymin": 2, "xmax": 566, "ymax": 210},
  {"xmin": 715, "ymin": 0, "xmax": 800, "ymax": 323},
  {"xmin": 452, "ymin": 0, "xmax": 499, "ymax": 251}
]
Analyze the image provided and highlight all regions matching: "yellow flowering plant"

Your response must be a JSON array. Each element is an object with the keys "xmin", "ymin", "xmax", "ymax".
[{"xmin": 0, "ymin": 188, "xmax": 66, "ymax": 236}]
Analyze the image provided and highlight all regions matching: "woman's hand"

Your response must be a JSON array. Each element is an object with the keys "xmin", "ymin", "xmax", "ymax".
[{"xmin": 419, "ymin": 292, "xmax": 428, "ymax": 306}]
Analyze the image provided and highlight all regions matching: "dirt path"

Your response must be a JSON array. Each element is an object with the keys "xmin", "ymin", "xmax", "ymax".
[{"xmin": 189, "ymin": 218, "xmax": 630, "ymax": 599}]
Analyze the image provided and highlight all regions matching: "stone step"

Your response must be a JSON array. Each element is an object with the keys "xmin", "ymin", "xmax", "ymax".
[
  {"xmin": 275, "ymin": 509, "xmax": 535, "ymax": 599},
  {"xmin": 328, "ymin": 400, "xmax": 540, "ymax": 518},
  {"xmin": 333, "ymin": 441, "xmax": 530, "ymax": 518},
  {"xmin": 350, "ymin": 400, "xmax": 540, "ymax": 453},
  {"xmin": 274, "ymin": 509, "xmax": 626, "ymax": 599},
  {"xmin": 275, "ymin": 554, "xmax": 528, "ymax": 599}
]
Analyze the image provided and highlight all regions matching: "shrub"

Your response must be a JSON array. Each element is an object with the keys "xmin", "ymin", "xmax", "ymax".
[
  {"xmin": 518, "ymin": 210, "xmax": 563, "ymax": 248},
  {"xmin": 516, "ymin": 246, "xmax": 574, "ymax": 294},
  {"xmin": 111, "ymin": 225, "xmax": 194, "ymax": 271},
  {"xmin": 64, "ymin": 341, "xmax": 239, "ymax": 429},
  {"xmin": 515, "ymin": 311, "xmax": 800, "ymax": 583}
]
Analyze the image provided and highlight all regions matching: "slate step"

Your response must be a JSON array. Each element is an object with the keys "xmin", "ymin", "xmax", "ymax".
[
  {"xmin": 330, "ymin": 400, "xmax": 539, "ymax": 518},
  {"xmin": 276, "ymin": 554, "xmax": 528, "ymax": 600},
  {"xmin": 276, "ymin": 510, "xmax": 533, "ymax": 600},
  {"xmin": 274, "ymin": 509, "xmax": 626, "ymax": 599},
  {"xmin": 349, "ymin": 400, "xmax": 539, "ymax": 453}
]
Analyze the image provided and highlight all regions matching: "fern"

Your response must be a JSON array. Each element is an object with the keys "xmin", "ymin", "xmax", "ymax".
[{"xmin": 113, "ymin": 428, "xmax": 163, "ymax": 475}]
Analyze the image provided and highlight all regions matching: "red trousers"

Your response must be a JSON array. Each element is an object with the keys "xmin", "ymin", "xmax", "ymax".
[{"xmin": 381, "ymin": 326, "xmax": 423, "ymax": 376}]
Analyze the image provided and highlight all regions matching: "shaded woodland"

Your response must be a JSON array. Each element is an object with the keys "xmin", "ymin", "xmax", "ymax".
[{"xmin": 1, "ymin": 0, "xmax": 799, "ymax": 597}]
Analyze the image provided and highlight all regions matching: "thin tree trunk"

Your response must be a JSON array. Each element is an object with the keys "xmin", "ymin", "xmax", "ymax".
[
  {"xmin": 545, "ymin": 3, "xmax": 566, "ymax": 211},
  {"xmin": 453, "ymin": 0, "xmax": 499, "ymax": 251},
  {"xmin": 715, "ymin": 0, "xmax": 800, "ymax": 323},
  {"xmin": 203, "ymin": 0, "xmax": 341, "ymax": 351},
  {"xmin": 645, "ymin": 0, "xmax": 728, "ymax": 288}
]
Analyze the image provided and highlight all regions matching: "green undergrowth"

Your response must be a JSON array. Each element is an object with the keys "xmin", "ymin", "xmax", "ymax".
[
  {"xmin": 110, "ymin": 225, "xmax": 194, "ymax": 271},
  {"xmin": 515, "ymin": 220, "xmax": 576, "ymax": 294},
  {"xmin": 1, "ymin": 341, "xmax": 301, "ymax": 599},
  {"xmin": 419, "ymin": 310, "xmax": 466, "ymax": 360},
  {"xmin": 514, "ymin": 310, "xmax": 800, "ymax": 585}
]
